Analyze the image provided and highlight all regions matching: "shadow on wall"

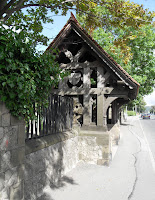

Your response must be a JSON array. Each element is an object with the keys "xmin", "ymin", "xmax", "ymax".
[{"xmin": 25, "ymin": 136, "xmax": 79, "ymax": 199}]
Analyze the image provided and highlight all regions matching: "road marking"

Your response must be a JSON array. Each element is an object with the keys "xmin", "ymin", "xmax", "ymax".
[{"xmin": 139, "ymin": 118, "xmax": 155, "ymax": 172}]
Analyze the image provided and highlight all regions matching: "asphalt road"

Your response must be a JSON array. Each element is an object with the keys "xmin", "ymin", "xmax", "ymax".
[
  {"xmin": 139, "ymin": 115, "xmax": 155, "ymax": 162},
  {"xmin": 129, "ymin": 115, "xmax": 155, "ymax": 200}
]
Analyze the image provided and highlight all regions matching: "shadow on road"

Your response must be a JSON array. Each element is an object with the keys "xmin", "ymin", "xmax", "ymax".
[
  {"xmin": 50, "ymin": 175, "xmax": 78, "ymax": 190},
  {"xmin": 38, "ymin": 175, "xmax": 78, "ymax": 200},
  {"xmin": 121, "ymin": 123, "xmax": 133, "ymax": 126}
]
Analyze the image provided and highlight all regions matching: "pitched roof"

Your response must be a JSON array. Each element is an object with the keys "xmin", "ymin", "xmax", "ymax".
[{"xmin": 46, "ymin": 13, "xmax": 140, "ymax": 96}]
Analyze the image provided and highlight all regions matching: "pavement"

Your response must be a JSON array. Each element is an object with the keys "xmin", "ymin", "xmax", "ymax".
[{"xmin": 41, "ymin": 116, "xmax": 155, "ymax": 200}]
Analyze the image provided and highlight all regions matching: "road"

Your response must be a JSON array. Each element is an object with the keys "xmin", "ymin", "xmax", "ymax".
[
  {"xmin": 139, "ymin": 115, "xmax": 155, "ymax": 162},
  {"xmin": 128, "ymin": 115, "xmax": 155, "ymax": 200},
  {"xmin": 41, "ymin": 116, "xmax": 155, "ymax": 200}
]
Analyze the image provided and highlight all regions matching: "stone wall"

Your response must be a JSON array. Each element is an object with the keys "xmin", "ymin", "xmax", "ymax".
[
  {"xmin": 79, "ymin": 130, "xmax": 111, "ymax": 166},
  {"xmin": 0, "ymin": 101, "xmax": 119, "ymax": 199},
  {"xmin": 24, "ymin": 131, "xmax": 79, "ymax": 199},
  {"xmin": 0, "ymin": 101, "xmax": 25, "ymax": 200}
]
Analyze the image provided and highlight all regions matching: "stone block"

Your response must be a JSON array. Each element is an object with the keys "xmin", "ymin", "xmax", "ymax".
[
  {"xmin": 33, "ymin": 152, "xmax": 46, "ymax": 175},
  {"xmin": 97, "ymin": 159, "xmax": 109, "ymax": 166},
  {"xmin": 96, "ymin": 135, "xmax": 109, "ymax": 146},
  {"xmin": 11, "ymin": 115, "xmax": 25, "ymax": 126},
  {"xmin": 24, "ymin": 178, "xmax": 37, "ymax": 200},
  {"xmin": 5, "ymin": 167, "xmax": 18, "ymax": 188},
  {"xmin": 1, "ymin": 150, "xmax": 12, "ymax": 172},
  {"xmin": 2, "ymin": 126, "xmax": 18, "ymax": 151},
  {"xmin": 0, "ymin": 101, "xmax": 9, "ymax": 114},
  {"xmin": 0, "ymin": 113, "xmax": 2, "ymax": 126},
  {"xmin": 18, "ymin": 125, "xmax": 25, "ymax": 146},
  {"xmin": 0, "ymin": 172, "xmax": 5, "ymax": 191},
  {"xmin": 34, "ymin": 172, "xmax": 46, "ymax": 198},
  {"xmin": 1, "ymin": 148, "xmax": 25, "ymax": 173},
  {"xmin": 10, "ymin": 147, "xmax": 25, "ymax": 168},
  {"xmin": 0, "ymin": 127, "xmax": 4, "ymax": 141},
  {"xmin": 16, "ymin": 164, "xmax": 25, "ymax": 182},
  {"xmin": 2, "ymin": 113, "xmax": 11, "ymax": 127},
  {"xmin": 24, "ymin": 155, "xmax": 35, "ymax": 180},
  {"xmin": 10, "ymin": 180, "xmax": 24, "ymax": 200}
]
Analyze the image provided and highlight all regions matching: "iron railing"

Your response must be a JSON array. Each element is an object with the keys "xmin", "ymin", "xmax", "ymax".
[{"xmin": 26, "ymin": 94, "xmax": 73, "ymax": 140}]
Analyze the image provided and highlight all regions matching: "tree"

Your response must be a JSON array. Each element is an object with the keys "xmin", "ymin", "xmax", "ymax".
[
  {"xmin": 1, "ymin": 0, "xmax": 154, "ymax": 45},
  {"xmin": 0, "ymin": 0, "xmax": 74, "ymax": 45},
  {"xmin": 77, "ymin": 0, "xmax": 155, "ymax": 59},
  {"xmin": 77, "ymin": 1, "xmax": 155, "ymax": 100},
  {"xmin": 127, "ymin": 95, "xmax": 146, "ymax": 113},
  {"xmin": 150, "ymin": 105, "xmax": 155, "ymax": 114},
  {"xmin": 0, "ymin": 26, "xmax": 66, "ymax": 121},
  {"xmin": 128, "ymin": 24, "xmax": 155, "ymax": 96}
]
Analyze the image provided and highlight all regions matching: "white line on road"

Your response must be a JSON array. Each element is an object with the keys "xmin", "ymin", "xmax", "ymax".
[{"xmin": 139, "ymin": 118, "xmax": 155, "ymax": 172}]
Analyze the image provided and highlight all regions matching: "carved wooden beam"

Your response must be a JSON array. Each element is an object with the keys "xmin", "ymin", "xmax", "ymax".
[
  {"xmin": 103, "ymin": 72, "xmax": 110, "ymax": 83},
  {"xmin": 73, "ymin": 46, "xmax": 86, "ymax": 62}
]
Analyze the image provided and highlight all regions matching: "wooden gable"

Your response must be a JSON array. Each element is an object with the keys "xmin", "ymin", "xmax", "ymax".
[{"xmin": 47, "ymin": 13, "xmax": 139, "ymax": 100}]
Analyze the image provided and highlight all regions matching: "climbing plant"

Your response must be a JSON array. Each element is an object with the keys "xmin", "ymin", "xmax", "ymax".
[{"xmin": 0, "ymin": 26, "xmax": 64, "ymax": 121}]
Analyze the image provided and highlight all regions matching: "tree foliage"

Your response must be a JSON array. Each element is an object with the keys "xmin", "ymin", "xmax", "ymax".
[
  {"xmin": 1, "ymin": 0, "xmax": 154, "ymax": 45},
  {"xmin": 77, "ymin": 1, "xmax": 155, "ymax": 101},
  {"xmin": 128, "ymin": 25, "xmax": 155, "ymax": 96},
  {"xmin": 0, "ymin": 0, "xmax": 74, "ymax": 45},
  {"xmin": 77, "ymin": 0, "xmax": 155, "ymax": 64},
  {"xmin": 0, "ymin": 26, "xmax": 64, "ymax": 121},
  {"xmin": 150, "ymin": 105, "xmax": 155, "ymax": 113}
]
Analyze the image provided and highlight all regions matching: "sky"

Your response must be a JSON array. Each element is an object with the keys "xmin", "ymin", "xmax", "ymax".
[{"xmin": 39, "ymin": 0, "xmax": 155, "ymax": 106}]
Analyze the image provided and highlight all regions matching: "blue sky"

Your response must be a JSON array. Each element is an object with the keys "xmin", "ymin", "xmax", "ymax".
[{"xmin": 39, "ymin": 0, "xmax": 155, "ymax": 106}]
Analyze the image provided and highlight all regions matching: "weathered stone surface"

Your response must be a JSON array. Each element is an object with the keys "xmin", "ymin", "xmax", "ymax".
[
  {"xmin": 0, "ymin": 127, "xmax": 4, "ymax": 140},
  {"xmin": 109, "ymin": 123, "xmax": 120, "ymax": 146},
  {"xmin": 10, "ymin": 181, "xmax": 24, "ymax": 200},
  {"xmin": 24, "ymin": 135, "xmax": 79, "ymax": 198},
  {"xmin": 10, "ymin": 147, "xmax": 25, "ymax": 168},
  {"xmin": 1, "ymin": 150, "xmax": 12, "ymax": 172},
  {"xmin": 1, "ymin": 126, "xmax": 18, "ymax": 151},
  {"xmin": 5, "ymin": 167, "xmax": 18, "ymax": 188},
  {"xmin": 18, "ymin": 125, "xmax": 25, "ymax": 146},
  {"xmin": 12, "ymin": 164, "xmax": 25, "ymax": 183},
  {"xmin": 11, "ymin": 115, "xmax": 25, "ymax": 126},
  {"xmin": 0, "ymin": 101, "xmax": 25, "ymax": 200},
  {"xmin": 0, "ymin": 172, "xmax": 5, "ymax": 191},
  {"xmin": 0, "ymin": 113, "xmax": 2, "ymax": 127},
  {"xmin": 2, "ymin": 113, "xmax": 11, "ymax": 127},
  {"xmin": 96, "ymin": 134, "xmax": 109, "ymax": 146},
  {"xmin": 79, "ymin": 136, "xmax": 103, "ymax": 164},
  {"xmin": 0, "ymin": 101, "xmax": 9, "ymax": 114},
  {"xmin": 97, "ymin": 159, "xmax": 109, "ymax": 166},
  {"xmin": 24, "ymin": 178, "xmax": 37, "ymax": 200}
]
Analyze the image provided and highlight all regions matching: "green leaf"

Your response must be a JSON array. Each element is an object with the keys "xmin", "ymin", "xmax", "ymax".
[{"xmin": 2, "ymin": 82, "xmax": 6, "ymax": 86}]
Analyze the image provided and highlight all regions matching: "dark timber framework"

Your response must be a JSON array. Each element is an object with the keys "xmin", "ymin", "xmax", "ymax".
[{"xmin": 47, "ymin": 13, "xmax": 140, "ymax": 131}]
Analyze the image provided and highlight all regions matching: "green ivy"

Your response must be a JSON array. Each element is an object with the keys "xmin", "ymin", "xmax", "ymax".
[{"xmin": 0, "ymin": 26, "xmax": 64, "ymax": 122}]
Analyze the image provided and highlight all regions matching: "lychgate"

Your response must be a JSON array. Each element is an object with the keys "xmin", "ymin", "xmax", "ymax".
[{"xmin": 46, "ymin": 13, "xmax": 139, "ymax": 165}]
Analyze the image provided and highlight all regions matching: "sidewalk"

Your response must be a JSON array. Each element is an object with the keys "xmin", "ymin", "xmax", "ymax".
[{"xmin": 40, "ymin": 117, "xmax": 154, "ymax": 200}]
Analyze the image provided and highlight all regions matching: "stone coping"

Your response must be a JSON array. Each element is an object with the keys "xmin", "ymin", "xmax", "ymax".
[
  {"xmin": 25, "ymin": 129, "xmax": 78, "ymax": 155},
  {"xmin": 79, "ymin": 130, "xmax": 109, "ymax": 137}
]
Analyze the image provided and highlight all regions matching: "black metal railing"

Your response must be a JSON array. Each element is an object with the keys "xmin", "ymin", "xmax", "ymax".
[{"xmin": 26, "ymin": 94, "xmax": 73, "ymax": 140}]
